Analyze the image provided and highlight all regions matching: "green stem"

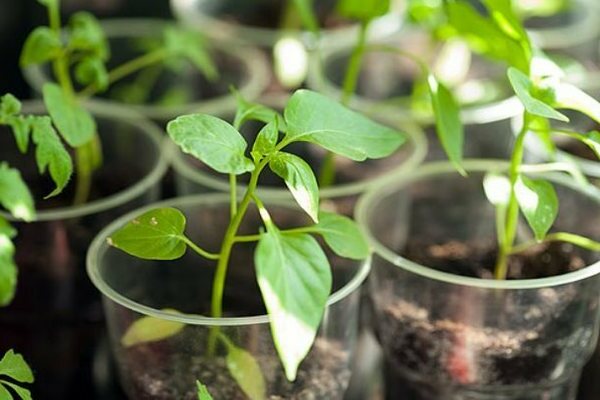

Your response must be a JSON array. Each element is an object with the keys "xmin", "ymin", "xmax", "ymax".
[
  {"xmin": 207, "ymin": 158, "xmax": 270, "ymax": 354},
  {"xmin": 73, "ymin": 139, "xmax": 93, "ymax": 205},
  {"xmin": 180, "ymin": 235, "xmax": 220, "ymax": 260},
  {"xmin": 510, "ymin": 232, "xmax": 600, "ymax": 255},
  {"xmin": 229, "ymin": 174, "xmax": 237, "ymax": 217},
  {"xmin": 341, "ymin": 20, "xmax": 370, "ymax": 105},
  {"xmin": 79, "ymin": 49, "xmax": 169, "ymax": 98},
  {"xmin": 234, "ymin": 226, "xmax": 318, "ymax": 243},
  {"xmin": 494, "ymin": 112, "xmax": 530, "ymax": 280}
]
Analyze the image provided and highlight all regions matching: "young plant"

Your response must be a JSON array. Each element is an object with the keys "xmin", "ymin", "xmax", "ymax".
[
  {"xmin": 0, "ymin": 349, "xmax": 34, "ymax": 400},
  {"xmin": 438, "ymin": 0, "xmax": 600, "ymax": 279},
  {"xmin": 0, "ymin": 94, "xmax": 73, "ymax": 306},
  {"xmin": 108, "ymin": 89, "xmax": 405, "ymax": 396},
  {"xmin": 20, "ymin": 0, "xmax": 216, "ymax": 204}
]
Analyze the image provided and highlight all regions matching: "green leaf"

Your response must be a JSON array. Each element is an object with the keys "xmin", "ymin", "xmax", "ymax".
[
  {"xmin": 8, "ymin": 118, "xmax": 30, "ymax": 154},
  {"xmin": 551, "ymin": 82, "xmax": 600, "ymax": 125},
  {"xmin": 0, "ymin": 227, "xmax": 17, "ymax": 307},
  {"xmin": 232, "ymin": 91, "xmax": 286, "ymax": 131},
  {"xmin": 225, "ymin": 343, "xmax": 266, "ymax": 400},
  {"xmin": 251, "ymin": 120, "xmax": 279, "ymax": 161},
  {"xmin": 337, "ymin": 0, "xmax": 390, "ymax": 21},
  {"xmin": 30, "ymin": 116, "xmax": 73, "ymax": 198},
  {"xmin": 427, "ymin": 75, "xmax": 465, "ymax": 175},
  {"xmin": 269, "ymin": 152, "xmax": 319, "ymax": 223},
  {"xmin": 37, "ymin": 0, "xmax": 58, "ymax": 7},
  {"xmin": 1, "ymin": 381, "xmax": 32, "ymax": 400},
  {"xmin": 75, "ymin": 57, "xmax": 109, "ymax": 92},
  {"xmin": 164, "ymin": 27, "xmax": 218, "ymax": 81},
  {"xmin": 482, "ymin": 0, "xmax": 531, "ymax": 54},
  {"xmin": 284, "ymin": 90, "xmax": 405, "ymax": 161},
  {"xmin": 0, "ymin": 94, "xmax": 21, "ymax": 119},
  {"xmin": 167, "ymin": 114, "xmax": 254, "ymax": 175},
  {"xmin": 444, "ymin": 1, "xmax": 530, "ymax": 73},
  {"xmin": 507, "ymin": 68, "xmax": 568, "ymax": 122},
  {"xmin": 0, "ymin": 163, "xmax": 35, "ymax": 222},
  {"xmin": 0, "ymin": 350, "xmax": 34, "ymax": 383},
  {"xmin": 121, "ymin": 309, "xmax": 186, "ymax": 347},
  {"xmin": 43, "ymin": 83, "xmax": 96, "ymax": 147},
  {"xmin": 68, "ymin": 12, "xmax": 109, "ymax": 60},
  {"xmin": 19, "ymin": 27, "xmax": 62, "ymax": 66},
  {"xmin": 515, "ymin": 175, "xmax": 558, "ymax": 241},
  {"xmin": 197, "ymin": 381, "xmax": 214, "ymax": 400},
  {"xmin": 312, "ymin": 211, "xmax": 369, "ymax": 259},
  {"xmin": 109, "ymin": 208, "xmax": 188, "ymax": 260},
  {"xmin": 579, "ymin": 131, "xmax": 600, "ymax": 159},
  {"xmin": 255, "ymin": 229, "xmax": 331, "ymax": 381}
]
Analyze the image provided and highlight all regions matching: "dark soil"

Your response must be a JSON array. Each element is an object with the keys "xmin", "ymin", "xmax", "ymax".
[
  {"xmin": 376, "ymin": 239, "xmax": 595, "ymax": 399},
  {"xmin": 123, "ymin": 337, "xmax": 351, "ymax": 400}
]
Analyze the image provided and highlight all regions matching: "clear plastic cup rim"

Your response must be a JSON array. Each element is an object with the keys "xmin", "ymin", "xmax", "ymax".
[
  {"xmin": 87, "ymin": 193, "xmax": 372, "ymax": 326},
  {"xmin": 355, "ymin": 159, "xmax": 600, "ymax": 290}
]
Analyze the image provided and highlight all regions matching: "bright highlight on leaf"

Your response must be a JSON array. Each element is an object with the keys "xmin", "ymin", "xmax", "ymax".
[
  {"xmin": 255, "ymin": 229, "xmax": 331, "ymax": 381},
  {"xmin": 0, "ymin": 163, "xmax": 35, "ymax": 222},
  {"xmin": 121, "ymin": 309, "xmax": 186, "ymax": 347},
  {"xmin": 483, "ymin": 173, "xmax": 511, "ymax": 207},
  {"xmin": 109, "ymin": 208, "xmax": 188, "ymax": 260}
]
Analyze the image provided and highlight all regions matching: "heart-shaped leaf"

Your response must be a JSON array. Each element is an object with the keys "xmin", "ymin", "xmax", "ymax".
[
  {"xmin": 515, "ymin": 175, "xmax": 558, "ymax": 241},
  {"xmin": 20, "ymin": 27, "xmax": 62, "ymax": 66},
  {"xmin": 312, "ymin": 211, "xmax": 369, "ymax": 259},
  {"xmin": 269, "ymin": 152, "xmax": 319, "ymax": 222},
  {"xmin": 284, "ymin": 90, "xmax": 405, "ymax": 161},
  {"xmin": 255, "ymin": 229, "xmax": 331, "ymax": 381},
  {"xmin": 167, "ymin": 114, "xmax": 254, "ymax": 175},
  {"xmin": 109, "ymin": 208, "xmax": 188, "ymax": 260}
]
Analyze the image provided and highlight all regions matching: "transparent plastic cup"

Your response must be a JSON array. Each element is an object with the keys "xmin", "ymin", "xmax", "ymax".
[
  {"xmin": 21, "ymin": 19, "xmax": 269, "ymax": 124},
  {"xmin": 87, "ymin": 194, "xmax": 370, "ymax": 399},
  {"xmin": 356, "ymin": 160, "xmax": 600, "ymax": 400},
  {"xmin": 0, "ymin": 101, "xmax": 170, "ymax": 398}
]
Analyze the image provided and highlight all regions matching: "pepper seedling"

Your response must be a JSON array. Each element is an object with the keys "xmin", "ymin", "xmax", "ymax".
[
  {"xmin": 440, "ymin": 0, "xmax": 600, "ymax": 279},
  {"xmin": 20, "ymin": 0, "xmax": 217, "ymax": 204},
  {"xmin": 108, "ymin": 89, "xmax": 405, "ymax": 397}
]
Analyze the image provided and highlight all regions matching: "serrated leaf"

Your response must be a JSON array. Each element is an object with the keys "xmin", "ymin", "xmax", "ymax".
[
  {"xmin": 68, "ymin": 12, "xmax": 109, "ymax": 60},
  {"xmin": 483, "ymin": 172, "xmax": 511, "ymax": 206},
  {"xmin": 164, "ymin": 27, "xmax": 218, "ymax": 81},
  {"xmin": 337, "ymin": 0, "xmax": 390, "ymax": 21},
  {"xmin": 20, "ymin": 27, "xmax": 62, "ymax": 66},
  {"xmin": 515, "ymin": 175, "xmax": 558, "ymax": 241},
  {"xmin": 269, "ymin": 152, "xmax": 319, "ymax": 222},
  {"xmin": 8, "ymin": 118, "xmax": 30, "ymax": 154},
  {"xmin": 232, "ymin": 90, "xmax": 286, "ymax": 131},
  {"xmin": 121, "ymin": 309, "xmax": 186, "ymax": 347},
  {"xmin": 30, "ymin": 116, "xmax": 73, "ymax": 198},
  {"xmin": 0, "ymin": 163, "xmax": 35, "ymax": 222},
  {"xmin": 197, "ymin": 381, "xmax": 214, "ymax": 400},
  {"xmin": 284, "ymin": 90, "xmax": 405, "ymax": 161},
  {"xmin": 109, "ymin": 208, "xmax": 188, "ymax": 260},
  {"xmin": 0, "ymin": 94, "xmax": 21, "ymax": 119},
  {"xmin": 43, "ymin": 83, "xmax": 96, "ymax": 147},
  {"xmin": 251, "ymin": 120, "xmax": 279, "ymax": 161},
  {"xmin": 552, "ymin": 82, "xmax": 600, "ymax": 125},
  {"xmin": 255, "ymin": 229, "xmax": 331, "ymax": 381},
  {"xmin": 75, "ymin": 57, "xmax": 109, "ymax": 92},
  {"xmin": 311, "ymin": 211, "xmax": 369, "ymax": 259},
  {"xmin": 167, "ymin": 114, "xmax": 254, "ymax": 175},
  {"xmin": 0, "ymin": 350, "xmax": 34, "ymax": 383},
  {"xmin": 1, "ymin": 381, "xmax": 32, "ymax": 400},
  {"xmin": 507, "ymin": 68, "xmax": 568, "ymax": 122},
  {"xmin": 427, "ymin": 75, "xmax": 465, "ymax": 175},
  {"xmin": 226, "ymin": 344, "xmax": 266, "ymax": 400}
]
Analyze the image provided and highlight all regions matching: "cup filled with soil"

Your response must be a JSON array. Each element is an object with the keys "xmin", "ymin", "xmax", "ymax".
[
  {"xmin": 356, "ymin": 160, "xmax": 600, "ymax": 400},
  {"xmin": 87, "ymin": 194, "xmax": 369, "ymax": 399},
  {"xmin": 0, "ymin": 100, "xmax": 170, "ymax": 398}
]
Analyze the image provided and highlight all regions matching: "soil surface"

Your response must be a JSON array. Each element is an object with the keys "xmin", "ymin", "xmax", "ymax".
[{"xmin": 123, "ymin": 337, "xmax": 351, "ymax": 400}]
